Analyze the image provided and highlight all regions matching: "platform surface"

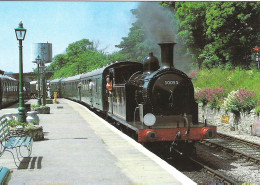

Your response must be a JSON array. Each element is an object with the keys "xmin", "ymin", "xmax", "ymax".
[{"xmin": 0, "ymin": 99, "xmax": 195, "ymax": 184}]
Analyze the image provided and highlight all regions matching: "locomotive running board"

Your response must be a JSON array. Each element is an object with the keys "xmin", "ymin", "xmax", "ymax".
[{"xmin": 107, "ymin": 112, "xmax": 139, "ymax": 132}]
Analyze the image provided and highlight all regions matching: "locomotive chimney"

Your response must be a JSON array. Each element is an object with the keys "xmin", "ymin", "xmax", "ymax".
[{"xmin": 158, "ymin": 42, "xmax": 176, "ymax": 69}]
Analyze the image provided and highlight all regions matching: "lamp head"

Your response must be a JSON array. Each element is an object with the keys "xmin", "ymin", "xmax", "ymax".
[{"xmin": 15, "ymin": 21, "xmax": 27, "ymax": 41}]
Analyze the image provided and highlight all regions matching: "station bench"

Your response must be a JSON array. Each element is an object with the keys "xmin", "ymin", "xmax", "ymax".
[
  {"xmin": 0, "ymin": 166, "xmax": 10, "ymax": 184},
  {"xmin": 0, "ymin": 115, "xmax": 33, "ymax": 167}
]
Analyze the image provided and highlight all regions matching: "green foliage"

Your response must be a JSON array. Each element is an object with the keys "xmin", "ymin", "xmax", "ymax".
[
  {"xmin": 31, "ymin": 104, "xmax": 41, "ymax": 108},
  {"xmin": 195, "ymin": 87, "xmax": 225, "ymax": 109},
  {"xmin": 175, "ymin": 2, "xmax": 209, "ymax": 68},
  {"xmin": 223, "ymin": 89, "xmax": 256, "ymax": 114},
  {"xmin": 8, "ymin": 120, "xmax": 28, "ymax": 128},
  {"xmin": 193, "ymin": 68, "xmax": 260, "ymax": 98},
  {"xmin": 175, "ymin": 2, "xmax": 260, "ymax": 69},
  {"xmin": 192, "ymin": 68, "xmax": 260, "ymax": 113},
  {"xmin": 255, "ymin": 105, "xmax": 260, "ymax": 114},
  {"xmin": 49, "ymin": 39, "xmax": 128, "ymax": 79},
  {"xmin": 25, "ymin": 123, "xmax": 35, "ymax": 130}
]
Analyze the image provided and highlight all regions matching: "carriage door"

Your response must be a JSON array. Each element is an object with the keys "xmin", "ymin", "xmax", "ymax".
[
  {"xmin": 108, "ymin": 69, "xmax": 115, "ymax": 114},
  {"xmin": 89, "ymin": 80, "xmax": 94, "ymax": 107}
]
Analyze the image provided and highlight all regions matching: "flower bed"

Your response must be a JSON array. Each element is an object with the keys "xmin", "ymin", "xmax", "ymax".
[
  {"xmin": 223, "ymin": 89, "xmax": 256, "ymax": 114},
  {"xmin": 195, "ymin": 87, "xmax": 225, "ymax": 109},
  {"xmin": 195, "ymin": 88, "xmax": 257, "ymax": 114},
  {"xmin": 7, "ymin": 120, "xmax": 44, "ymax": 141},
  {"xmin": 9, "ymin": 126, "xmax": 44, "ymax": 141}
]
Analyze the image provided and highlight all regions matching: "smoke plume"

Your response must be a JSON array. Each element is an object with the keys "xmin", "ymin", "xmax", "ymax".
[
  {"xmin": 137, "ymin": 2, "xmax": 176, "ymax": 43},
  {"xmin": 137, "ymin": 2, "xmax": 195, "ymax": 73}
]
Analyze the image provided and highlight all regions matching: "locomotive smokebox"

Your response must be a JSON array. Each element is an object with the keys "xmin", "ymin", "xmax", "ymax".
[{"xmin": 158, "ymin": 42, "xmax": 176, "ymax": 69}]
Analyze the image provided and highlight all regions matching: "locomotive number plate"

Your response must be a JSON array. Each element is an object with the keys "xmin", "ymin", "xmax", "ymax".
[{"xmin": 164, "ymin": 81, "xmax": 179, "ymax": 85}]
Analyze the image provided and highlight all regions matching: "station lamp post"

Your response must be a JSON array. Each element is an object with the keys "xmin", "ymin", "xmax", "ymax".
[
  {"xmin": 15, "ymin": 21, "xmax": 27, "ymax": 122},
  {"xmin": 33, "ymin": 55, "xmax": 42, "ymax": 106},
  {"xmin": 40, "ymin": 63, "xmax": 47, "ymax": 106}
]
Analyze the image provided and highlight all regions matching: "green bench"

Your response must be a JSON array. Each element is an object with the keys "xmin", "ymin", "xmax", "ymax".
[
  {"xmin": 0, "ymin": 115, "xmax": 33, "ymax": 167},
  {"xmin": 0, "ymin": 166, "xmax": 10, "ymax": 184}
]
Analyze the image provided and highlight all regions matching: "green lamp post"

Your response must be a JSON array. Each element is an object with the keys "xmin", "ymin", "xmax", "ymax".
[
  {"xmin": 15, "ymin": 21, "xmax": 27, "ymax": 122},
  {"xmin": 41, "ymin": 63, "xmax": 47, "ymax": 106},
  {"xmin": 35, "ymin": 55, "xmax": 42, "ymax": 106}
]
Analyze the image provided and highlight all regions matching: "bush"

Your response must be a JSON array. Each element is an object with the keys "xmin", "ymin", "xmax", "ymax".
[
  {"xmin": 195, "ymin": 87, "xmax": 225, "ymax": 109},
  {"xmin": 8, "ymin": 120, "xmax": 28, "ymax": 128},
  {"xmin": 31, "ymin": 104, "xmax": 41, "ymax": 108},
  {"xmin": 223, "ymin": 89, "xmax": 256, "ymax": 114}
]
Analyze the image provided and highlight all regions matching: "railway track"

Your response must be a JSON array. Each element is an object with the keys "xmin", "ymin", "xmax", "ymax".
[
  {"xmin": 188, "ymin": 157, "xmax": 240, "ymax": 184},
  {"xmin": 200, "ymin": 133, "xmax": 260, "ymax": 164}
]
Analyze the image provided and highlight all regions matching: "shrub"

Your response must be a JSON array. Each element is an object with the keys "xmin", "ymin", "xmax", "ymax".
[
  {"xmin": 195, "ymin": 87, "xmax": 225, "ymax": 109},
  {"xmin": 223, "ymin": 89, "xmax": 256, "ymax": 114},
  {"xmin": 8, "ymin": 120, "xmax": 28, "ymax": 128},
  {"xmin": 31, "ymin": 104, "xmax": 41, "ymax": 108}
]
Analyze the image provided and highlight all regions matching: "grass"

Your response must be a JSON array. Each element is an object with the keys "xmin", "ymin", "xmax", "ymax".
[{"xmin": 192, "ymin": 68, "xmax": 260, "ymax": 102}]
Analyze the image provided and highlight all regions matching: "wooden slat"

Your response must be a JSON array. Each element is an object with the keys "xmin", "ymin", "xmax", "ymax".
[
  {"xmin": 0, "ymin": 117, "xmax": 7, "ymax": 123},
  {"xmin": 16, "ymin": 137, "xmax": 26, "ymax": 147},
  {"xmin": 23, "ymin": 137, "xmax": 32, "ymax": 147},
  {"xmin": 4, "ymin": 137, "xmax": 16, "ymax": 148},
  {"xmin": 0, "ymin": 166, "xmax": 10, "ymax": 184},
  {"xmin": 0, "ymin": 127, "xmax": 9, "ymax": 142},
  {"xmin": 11, "ymin": 137, "xmax": 21, "ymax": 148},
  {"xmin": 0, "ymin": 121, "xmax": 8, "ymax": 133}
]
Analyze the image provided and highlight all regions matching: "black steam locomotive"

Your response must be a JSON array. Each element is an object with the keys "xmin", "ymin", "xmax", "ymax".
[{"xmin": 51, "ymin": 42, "xmax": 217, "ymax": 154}]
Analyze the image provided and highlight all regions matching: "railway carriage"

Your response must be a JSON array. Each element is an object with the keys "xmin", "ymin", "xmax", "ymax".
[
  {"xmin": 61, "ymin": 75, "xmax": 81, "ymax": 101},
  {"xmin": 49, "ymin": 78, "xmax": 63, "ymax": 98},
  {"xmin": 0, "ymin": 74, "xmax": 18, "ymax": 109}
]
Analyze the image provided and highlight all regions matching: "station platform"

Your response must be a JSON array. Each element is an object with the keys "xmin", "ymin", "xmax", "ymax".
[{"xmin": 0, "ymin": 99, "xmax": 195, "ymax": 184}]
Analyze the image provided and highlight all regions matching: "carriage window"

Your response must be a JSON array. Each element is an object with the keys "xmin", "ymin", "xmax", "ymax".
[
  {"xmin": 96, "ymin": 79, "xmax": 98, "ymax": 92},
  {"xmin": 89, "ymin": 81, "xmax": 94, "ymax": 91}
]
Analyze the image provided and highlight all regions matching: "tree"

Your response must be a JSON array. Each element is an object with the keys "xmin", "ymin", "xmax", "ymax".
[
  {"xmin": 175, "ymin": 2, "xmax": 211, "ymax": 68},
  {"xmin": 175, "ymin": 2, "xmax": 260, "ymax": 69},
  {"xmin": 116, "ymin": 9, "xmax": 160, "ymax": 62},
  {"xmin": 49, "ymin": 39, "xmax": 110, "ymax": 79},
  {"xmin": 66, "ymin": 39, "xmax": 95, "ymax": 57},
  {"xmin": 204, "ymin": 2, "xmax": 260, "ymax": 68}
]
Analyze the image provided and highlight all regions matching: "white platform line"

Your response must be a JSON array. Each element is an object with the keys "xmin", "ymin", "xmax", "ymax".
[{"xmin": 75, "ymin": 101, "xmax": 196, "ymax": 185}]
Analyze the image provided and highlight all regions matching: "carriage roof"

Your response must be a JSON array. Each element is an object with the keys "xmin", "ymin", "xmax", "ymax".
[
  {"xmin": 50, "ymin": 78, "xmax": 63, "ymax": 83},
  {"xmin": 0, "ymin": 74, "xmax": 17, "ymax": 81}
]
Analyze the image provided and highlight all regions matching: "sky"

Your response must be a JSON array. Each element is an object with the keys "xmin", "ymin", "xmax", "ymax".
[{"xmin": 0, "ymin": 1, "xmax": 139, "ymax": 73}]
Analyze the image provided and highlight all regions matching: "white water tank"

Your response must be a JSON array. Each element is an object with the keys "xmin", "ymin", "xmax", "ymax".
[{"xmin": 31, "ymin": 43, "xmax": 52, "ymax": 63}]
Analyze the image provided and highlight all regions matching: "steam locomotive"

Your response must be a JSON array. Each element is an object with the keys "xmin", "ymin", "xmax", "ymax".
[{"xmin": 50, "ymin": 42, "xmax": 217, "ymax": 154}]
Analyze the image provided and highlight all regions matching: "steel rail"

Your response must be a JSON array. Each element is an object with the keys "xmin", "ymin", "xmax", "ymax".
[
  {"xmin": 188, "ymin": 157, "xmax": 239, "ymax": 185},
  {"xmin": 218, "ymin": 133, "xmax": 260, "ymax": 148},
  {"xmin": 200, "ymin": 139, "xmax": 260, "ymax": 164}
]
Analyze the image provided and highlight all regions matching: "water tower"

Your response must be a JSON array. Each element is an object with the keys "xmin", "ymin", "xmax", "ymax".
[{"xmin": 31, "ymin": 43, "xmax": 52, "ymax": 105}]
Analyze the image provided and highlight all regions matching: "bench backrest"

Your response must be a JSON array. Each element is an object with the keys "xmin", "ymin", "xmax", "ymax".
[{"xmin": 0, "ymin": 116, "xmax": 9, "ymax": 143}]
